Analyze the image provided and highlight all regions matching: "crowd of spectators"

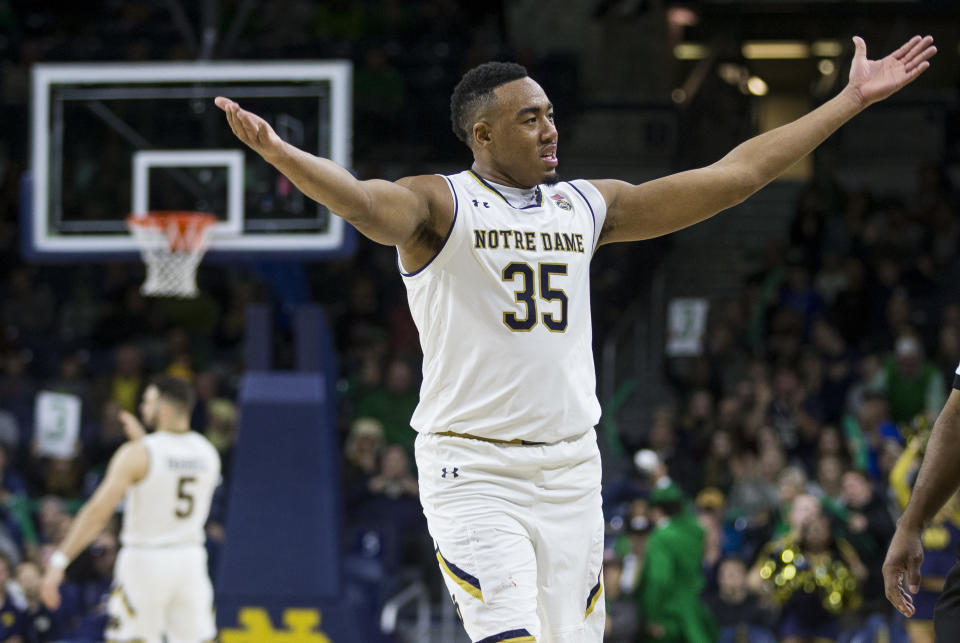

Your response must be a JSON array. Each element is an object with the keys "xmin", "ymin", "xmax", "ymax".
[
  {"xmin": 595, "ymin": 163, "xmax": 960, "ymax": 642},
  {"xmin": 0, "ymin": 2, "xmax": 957, "ymax": 642}
]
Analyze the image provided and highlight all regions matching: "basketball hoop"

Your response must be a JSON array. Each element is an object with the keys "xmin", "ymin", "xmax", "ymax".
[{"xmin": 126, "ymin": 212, "xmax": 216, "ymax": 298}]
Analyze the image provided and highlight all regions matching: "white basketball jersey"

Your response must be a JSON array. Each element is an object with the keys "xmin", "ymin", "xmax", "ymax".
[
  {"xmin": 400, "ymin": 170, "xmax": 607, "ymax": 443},
  {"xmin": 120, "ymin": 431, "xmax": 221, "ymax": 547}
]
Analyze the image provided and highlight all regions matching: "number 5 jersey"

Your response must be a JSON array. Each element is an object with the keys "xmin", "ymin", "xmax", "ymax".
[{"xmin": 120, "ymin": 430, "xmax": 221, "ymax": 547}]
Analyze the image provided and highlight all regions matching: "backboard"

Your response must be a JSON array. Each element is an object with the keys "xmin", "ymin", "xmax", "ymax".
[{"xmin": 24, "ymin": 61, "xmax": 356, "ymax": 261}]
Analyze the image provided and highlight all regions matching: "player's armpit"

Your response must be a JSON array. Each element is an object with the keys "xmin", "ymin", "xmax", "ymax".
[
  {"xmin": 361, "ymin": 174, "xmax": 456, "ymax": 272},
  {"xmin": 347, "ymin": 174, "xmax": 447, "ymax": 248}
]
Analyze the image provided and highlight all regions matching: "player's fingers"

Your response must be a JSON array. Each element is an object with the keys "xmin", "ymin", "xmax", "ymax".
[
  {"xmin": 221, "ymin": 104, "xmax": 240, "ymax": 131},
  {"xmin": 899, "ymin": 585, "xmax": 916, "ymax": 616},
  {"xmin": 905, "ymin": 562, "xmax": 921, "ymax": 594},
  {"xmin": 906, "ymin": 45, "xmax": 937, "ymax": 69},
  {"xmin": 236, "ymin": 110, "xmax": 262, "ymax": 140},
  {"xmin": 883, "ymin": 564, "xmax": 908, "ymax": 611},
  {"xmin": 852, "ymin": 36, "xmax": 867, "ymax": 60},
  {"xmin": 230, "ymin": 106, "xmax": 250, "ymax": 143},
  {"xmin": 902, "ymin": 36, "xmax": 934, "ymax": 65},
  {"xmin": 903, "ymin": 61, "xmax": 931, "ymax": 84},
  {"xmin": 886, "ymin": 585, "xmax": 912, "ymax": 617},
  {"xmin": 891, "ymin": 35, "xmax": 921, "ymax": 60},
  {"xmin": 224, "ymin": 111, "xmax": 245, "ymax": 142},
  {"xmin": 214, "ymin": 96, "xmax": 235, "ymax": 111}
]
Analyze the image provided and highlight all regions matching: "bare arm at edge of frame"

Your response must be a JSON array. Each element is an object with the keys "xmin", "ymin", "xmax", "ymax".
[{"xmin": 882, "ymin": 389, "xmax": 960, "ymax": 618}]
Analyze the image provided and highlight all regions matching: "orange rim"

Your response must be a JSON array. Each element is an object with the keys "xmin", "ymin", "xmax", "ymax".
[{"xmin": 126, "ymin": 211, "xmax": 217, "ymax": 251}]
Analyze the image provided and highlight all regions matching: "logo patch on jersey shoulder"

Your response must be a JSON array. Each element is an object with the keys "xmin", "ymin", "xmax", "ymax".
[{"xmin": 550, "ymin": 193, "xmax": 573, "ymax": 211}]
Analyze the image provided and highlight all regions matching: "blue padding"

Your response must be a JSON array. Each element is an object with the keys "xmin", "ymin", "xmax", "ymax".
[
  {"xmin": 244, "ymin": 305, "xmax": 274, "ymax": 371},
  {"xmin": 239, "ymin": 371, "xmax": 326, "ymax": 404},
  {"xmin": 217, "ymin": 372, "xmax": 339, "ymax": 600}
]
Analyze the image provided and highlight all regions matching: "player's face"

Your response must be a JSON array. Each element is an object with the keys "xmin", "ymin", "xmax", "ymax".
[
  {"xmin": 140, "ymin": 385, "xmax": 160, "ymax": 428},
  {"xmin": 485, "ymin": 77, "xmax": 558, "ymax": 188}
]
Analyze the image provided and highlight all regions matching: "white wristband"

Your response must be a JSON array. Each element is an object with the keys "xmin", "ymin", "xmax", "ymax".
[{"xmin": 49, "ymin": 550, "xmax": 69, "ymax": 570}]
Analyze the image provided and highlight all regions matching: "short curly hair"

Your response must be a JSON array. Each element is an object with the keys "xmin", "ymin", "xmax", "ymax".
[{"xmin": 450, "ymin": 62, "xmax": 528, "ymax": 146}]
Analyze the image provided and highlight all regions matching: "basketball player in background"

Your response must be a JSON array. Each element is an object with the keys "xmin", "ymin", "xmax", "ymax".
[
  {"xmin": 40, "ymin": 375, "xmax": 221, "ymax": 643},
  {"xmin": 217, "ymin": 35, "xmax": 934, "ymax": 643}
]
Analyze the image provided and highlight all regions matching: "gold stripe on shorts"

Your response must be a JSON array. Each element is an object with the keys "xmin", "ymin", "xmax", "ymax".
[
  {"xmin": 585, "ymin": 569, "xmax": 603, "ymax": 618},
  {"xmin": 435, "ymin": 547, "xmax": 484, "ymax": 602}
]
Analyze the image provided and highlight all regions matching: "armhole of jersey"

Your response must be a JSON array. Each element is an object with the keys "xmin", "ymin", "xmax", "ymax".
[
  {"xmin": 568, "ymin": 179, "xmax": 607, "ymax": 252},
  {"xmin": 953, "ymin": 361, "xmax": 960, "ymax": 390},
  {"xmin": 398, "ymin": 175, "xmax": 459, "ymax": 278}
]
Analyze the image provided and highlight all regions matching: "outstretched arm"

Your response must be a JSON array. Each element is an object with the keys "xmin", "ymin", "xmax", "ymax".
[
  {"xmin": 40, "ymin": 442, "xmax": 148, "ymax": 609},
  {"xmin": 883, "ymin": 388, "xmax": 960, "ymax": 617},
  {"xmin": 214, "ymin": 98, "xmax": 452, "ymax": 257},
  {"xmin": 593, "ymin": 35, "xmax": 936, "ymax": 245}
]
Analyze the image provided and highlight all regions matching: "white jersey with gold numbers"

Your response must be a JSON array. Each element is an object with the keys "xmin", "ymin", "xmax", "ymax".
[
  {"xmin": 120, "ymin": 430, "xmax": 221, "ymax": 547},
  {"xmin": 400, "ymin": 170, "xmax": 607, "ymax": 443}
]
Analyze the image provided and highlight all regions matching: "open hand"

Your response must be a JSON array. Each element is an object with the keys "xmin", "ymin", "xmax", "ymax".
[
  {"xmin": 882, "ymin": 525, "xmax": 924, "ymax": 617},
  {"xmin": 847, "ymin": 35, "xmax": 936, "ymax": 108},
  {"xmin": 215, "ymin": 97, "xmax": 286, "ymax": 161}
]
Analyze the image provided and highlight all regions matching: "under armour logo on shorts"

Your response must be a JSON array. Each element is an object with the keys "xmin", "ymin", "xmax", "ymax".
[{"xmin": 441, "ymin": 467, "xmax": 459, "ymax": 478}]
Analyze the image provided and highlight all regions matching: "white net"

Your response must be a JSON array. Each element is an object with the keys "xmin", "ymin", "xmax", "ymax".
[{"xmin": 126, "ymin": 213, "xmax": 215, "ymax": 298}]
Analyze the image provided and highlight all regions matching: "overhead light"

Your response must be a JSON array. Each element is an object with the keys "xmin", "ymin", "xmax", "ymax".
[
  {"xmin": 742, "ymin": 41, "xmax": 810, "ymax": 60},
  {"xmin": 811, "ymin": 40, "xmax": 842, "ymax": 58},
  {"xmin": 718, "ymin": 63, "xmax": 747, "ymax": 85},
  {"xmin": 818, "ymin": 59, "xmax": 835, "ymax": 75},
  {"xmin": 746, "ymin": 76, "xmax": 769, "ymax": 96},
  {"xmin": 674, "ymin": 43, "xmax": 709, "ymax": 60}
]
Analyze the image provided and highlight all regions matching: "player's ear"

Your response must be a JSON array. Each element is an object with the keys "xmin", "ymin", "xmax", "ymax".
[{"xmin": 472, "ymin": 121, "xmax": 493, "ymax": 148}]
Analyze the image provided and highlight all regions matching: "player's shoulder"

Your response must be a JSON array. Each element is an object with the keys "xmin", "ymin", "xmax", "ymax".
[
  {"xmin": 395, "ymin": 173, "xmax": 451, "ymax": 194},
  {"xmin": 184, "ymin": 429, "xmax": 217, "ymax": 449},
  {"xmin": 112, "ymin": 439, "xmax": 150, "ymax": 479},
  {"xmin": 396, "ymin": 174, "xmax": 456, "ymax": 223},
  {"xmin": 572, "ymin": 178, "xmax": 625, "ymax": 205},
  {"xmin": 189, "ymin": 430, "xmax": 222, "ymax": 463}
]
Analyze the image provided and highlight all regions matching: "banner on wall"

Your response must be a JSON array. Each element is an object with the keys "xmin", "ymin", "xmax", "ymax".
[
  {"xmin": 34, "ymin": 391, "xmax": 81, "ymax": 458},
  {"xmin": 665, "ymin": 298, "xmax": 710, "ymax": 357}
]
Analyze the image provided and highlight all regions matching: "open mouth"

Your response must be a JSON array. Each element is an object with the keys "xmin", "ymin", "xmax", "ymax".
[{"xmin": 540, "ymin": 152, "xmax": 558, "ymax": 167}]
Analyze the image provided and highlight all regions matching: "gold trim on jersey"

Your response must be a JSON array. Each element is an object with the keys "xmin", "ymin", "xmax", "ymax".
[{"xmin": 435, "ymin": 431, "xmax": 545, "ymax": 446}]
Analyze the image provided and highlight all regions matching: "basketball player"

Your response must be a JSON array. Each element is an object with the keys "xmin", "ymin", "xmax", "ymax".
[
  {"xmin": 40, "ymin": 375, "xmax": 220, "ymax": 643},
  {"xmin": 884, "ymin": 362, "xmax": 960, "ymax": 640},
  {"xmin": 217, "ymin": 35, "xmax": 934, "ymax": 643}
]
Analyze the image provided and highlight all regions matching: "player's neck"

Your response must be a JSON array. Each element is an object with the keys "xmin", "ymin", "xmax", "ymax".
[
  {"xmin": 157, "ymin": 422, "xmax": 191, "ymax": 434},
  {"xmin": 470, "ymin": 162, "xmax": 537, "ymax": 190}
]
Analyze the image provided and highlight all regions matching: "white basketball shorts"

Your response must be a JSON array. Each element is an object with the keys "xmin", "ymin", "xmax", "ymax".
[
  {"xmin": 415, "ymin": 429, "xmax": 605, "ymax": 643},
  {"xmin": 106, "ymin": 545, "xmax": 216, "ymax": 643}
]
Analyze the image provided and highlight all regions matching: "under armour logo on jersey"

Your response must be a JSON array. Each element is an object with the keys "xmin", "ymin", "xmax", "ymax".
[
  {"xmin": 471, "ymin": 199, "xmax": 490, "ymax": 209},
  {"xmin": 441, "ymin": 467, "xmax": 459, "ymax": 478}
]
